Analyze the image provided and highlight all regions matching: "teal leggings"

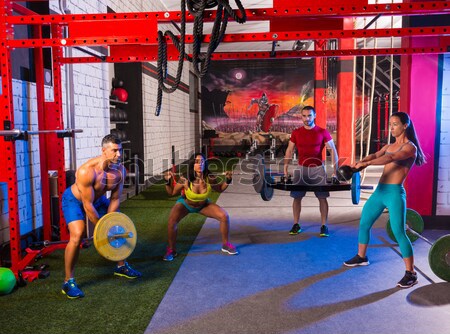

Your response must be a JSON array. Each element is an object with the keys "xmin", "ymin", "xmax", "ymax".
[{"xmin": 359, "ymin": 183, "xmax": 413, "ymax": 258}]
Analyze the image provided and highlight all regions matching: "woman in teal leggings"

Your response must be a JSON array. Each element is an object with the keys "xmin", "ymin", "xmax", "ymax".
[{"xmin": 344, "ymin": 112, "xmax": 425, "ymax": 288}]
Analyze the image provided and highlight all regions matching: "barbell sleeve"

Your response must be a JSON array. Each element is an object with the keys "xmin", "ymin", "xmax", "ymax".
[
  {"xmin": 0, "ymin": 128, "xmax": 83, "ymax": 137},
  {"xmin": 406, "ymin": 227, "xmax": 434, "ymax": 246},
  {"xmin": 109, "ymin": 232, "xmax": 133, "ymax": 239}
]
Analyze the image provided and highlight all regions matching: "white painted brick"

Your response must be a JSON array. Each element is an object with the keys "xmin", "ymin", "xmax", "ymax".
[
  {"xmin": 440, "ymin": 155, "xmax": 450, "ymax": 167},
  {"xmin": 441, "ymin": 144, "xmax": 450, "ymax": 157},
  {"xmin": 442, "ymin": 119, "xmax": 450, "ymax": 133},
  {"xmin": 436, "ymin": 192, "xmax": 448, "ymax": 205},
  {"xmin": 20, "ymin": 218, "xmax": 33, "ymax": 235},
  {"xmin": 437, "ymin": 181, "xmax": 450, "ymax": 192},
  {"xmin": 436, "ymin": 205, "xmax": 450, "ymax": 215},
  {"xmin": 437, "ymin": 56, "xmax": 450, "ymax": 216},
  {"xmin": 440, "ymin": 133, "xmax": 450, "ymax": 144},
  {"xmin": 442, "ymin": 107, "xmax": 450, "ymax": 120}
]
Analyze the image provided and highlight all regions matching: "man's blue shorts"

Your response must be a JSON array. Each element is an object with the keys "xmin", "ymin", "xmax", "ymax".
[{"xmin": 61, "ymin": 187, "xmax": 110, "ymax": 224}]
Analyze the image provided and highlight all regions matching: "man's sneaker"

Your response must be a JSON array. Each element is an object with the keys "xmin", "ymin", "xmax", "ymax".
[
  {"xmin": 289, "ymin": 223, "xmax": 302, "ymax": 235},
  {"xmin": 163, "ymin": 247, "xmax": 178, "ymax": 261},
  {"xmin": 320, "ymin": 225, "xmax": 329, "ymax": 237},
  {"xmin": 221, "ymin": 242, "xmax": 239, "ymax": 255},
  {"xmin": 114, "ymin": 261, "xmax": 142, "ymax": 279},
  {"xmin": 397, "ymin": 270, "xmax": 418, "ymax": 288},
  {"xmin": 343, "ymin": 254, "xmax": 370, "ymax": 267},
  {"xmin": 61, "ymin": 278, "xmax": 84, "ymax": 299}
]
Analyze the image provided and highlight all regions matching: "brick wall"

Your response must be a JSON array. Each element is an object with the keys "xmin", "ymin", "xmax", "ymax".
[{"xmin": 436, "ymin": 54, "xmax": 450, "ymax": 215}]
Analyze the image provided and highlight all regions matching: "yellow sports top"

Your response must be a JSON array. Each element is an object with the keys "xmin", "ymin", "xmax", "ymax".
[{"xmin": 184, "ymin": 181, "xmax": 212, "ymax": 202}]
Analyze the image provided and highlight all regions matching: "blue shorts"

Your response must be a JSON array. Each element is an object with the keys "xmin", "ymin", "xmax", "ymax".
[
  {"xmin": 176, "ymin": 197, "xmax": 211, "ymax": 214},
  {"xmin": 61, "ymin": 187, "xmax": 110, "ymax": 224}
]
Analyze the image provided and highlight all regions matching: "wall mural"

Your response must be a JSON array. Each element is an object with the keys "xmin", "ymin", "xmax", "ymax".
[{"xmin": 201, "ymin": 59, "xmax": 337, "ymax": 155}]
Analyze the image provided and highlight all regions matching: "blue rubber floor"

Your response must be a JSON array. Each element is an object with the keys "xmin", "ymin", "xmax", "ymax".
[{"xmin": 145, "ymin": 165, "xmax": 450, "ymax": 334}]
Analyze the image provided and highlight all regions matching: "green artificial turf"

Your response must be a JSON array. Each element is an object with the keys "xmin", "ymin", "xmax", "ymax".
[{"xmin": 0, "ymin": 158, "xmax": 238, "ymax": 334}]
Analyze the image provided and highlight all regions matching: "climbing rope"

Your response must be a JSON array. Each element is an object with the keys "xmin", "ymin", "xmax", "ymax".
[{"xmin": 155, "ymin": 0, "xmax": 246, "ymax": 116}]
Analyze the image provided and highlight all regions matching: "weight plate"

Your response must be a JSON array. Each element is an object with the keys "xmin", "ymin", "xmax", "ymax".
[
  {"xmin": 252, "ymin": 154, "xmax": 265, "ymax": 194},
  {"xmin": 386, "ymin": 208, "xmax": 424, "ymax": 243},
  {"xmin": 428, "ymin": 234, "xmax": 450, "ymax": 282},
  {"xmin": 93, "ymin": 212, "xmax": 137, "ymax": 261},
  {"xmin": 261, "ymin": 175, "xmax": 274, "ymax": 201},
  {"xmin": 351, "ymin": 171, "xmax": 361, "ymax": 205}
]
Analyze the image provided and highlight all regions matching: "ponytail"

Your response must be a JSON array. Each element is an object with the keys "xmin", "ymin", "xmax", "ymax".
[{"xmin": 391, "ymin": 112, "xmax": 426, "ymax": 166}]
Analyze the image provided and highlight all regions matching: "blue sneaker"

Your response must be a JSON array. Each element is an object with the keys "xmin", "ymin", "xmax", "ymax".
[
  {"xmin": 289, "ymin": 223, "xmax": 302, "ymax": 235},
  {"xmin": 320, "ymin": 225, "xmax": 329, "ymax": 237},
  {"xmin": 61, "ymin": 278, "xmax": 84, "ymax": 299},
  {"xmin": 114, "ymin": 262, "xmax": 142, "ymax": 279}
]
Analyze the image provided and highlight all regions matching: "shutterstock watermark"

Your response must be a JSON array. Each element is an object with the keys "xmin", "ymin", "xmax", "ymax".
[{"xmin": 114, "ymin": 153, "xmax": 350, "ymax": 188}]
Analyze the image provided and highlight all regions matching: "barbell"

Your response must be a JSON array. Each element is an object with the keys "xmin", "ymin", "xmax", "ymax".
[
  {"xmin": 385, "ymin": 209, "xmax": 450, "ymax": 282},
  {"xmin": 0, "ymin": 128, "xmax": 83, "ymax": 140},
  {"xmin": 251, "ymin": 154, "xmax": 373, "ymax": 204},
  {"xmin": 30, "ymin": 212, "xmax": 137, "ymax": 262}
]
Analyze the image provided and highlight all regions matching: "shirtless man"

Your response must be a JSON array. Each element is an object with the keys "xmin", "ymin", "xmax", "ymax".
[
  {"xmin": 343, "ymin": 112, "xmax": 425, "ymax": 288},
  {"xmin": 61, "ymin": 135, "xmax": 141, "ymax": 299}
]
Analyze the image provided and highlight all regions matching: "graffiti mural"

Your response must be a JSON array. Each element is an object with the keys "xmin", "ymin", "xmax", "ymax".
[{"xmin": 201, "ymin": 59, "xmax": 335, "ymax": 154}]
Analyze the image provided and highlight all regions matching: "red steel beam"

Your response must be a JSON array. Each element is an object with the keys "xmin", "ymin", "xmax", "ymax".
[
  {"xmin": 50, "ymin": 25, "xmax": 70, "ymax": 242},
  {"xmin": 5, "ymin": 1, "xmax": 450, "ymax": 25},
  {"xmin": 6, "ymin": 26, "xmax": 450, "ymax": 48},
  {"xmin": 0, "ymin": 0, "xmax": 22, "ymax": 275},
  {"xmin": 209, "ymin": 47, "xmax": 450, "ymax": 59},
  {"xmin": 33, "ymin": 23, "xmax": 53, "ymax": 242},
  {"xmin": 57, "ymin": 46, "xmax": 449, "ymax": 64}
]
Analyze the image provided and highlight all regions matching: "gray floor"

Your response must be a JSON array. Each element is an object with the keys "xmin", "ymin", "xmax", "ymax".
[{"xmin": 145, "ymin": 163, "xmax": 450, "ymax": 334}]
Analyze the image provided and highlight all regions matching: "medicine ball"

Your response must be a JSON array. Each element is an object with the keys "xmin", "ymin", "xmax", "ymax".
[
  {"xmin": 0, "ymin": 267, "xmax": 16, "ymax": 295},
  {"xmin": 112, "ymin": 88, "xmax": 128, "ymax": 102}
]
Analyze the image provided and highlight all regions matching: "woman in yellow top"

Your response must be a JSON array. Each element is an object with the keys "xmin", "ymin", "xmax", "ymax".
[{"xmin": 163, "ymin": 153, "xmax": 237, "ymax": 261}]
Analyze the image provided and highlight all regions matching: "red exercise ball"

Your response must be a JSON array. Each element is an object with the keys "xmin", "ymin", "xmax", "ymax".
[{"xmin": 112, "ymin": 88, "xmax": 128, "ymax": 102}]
